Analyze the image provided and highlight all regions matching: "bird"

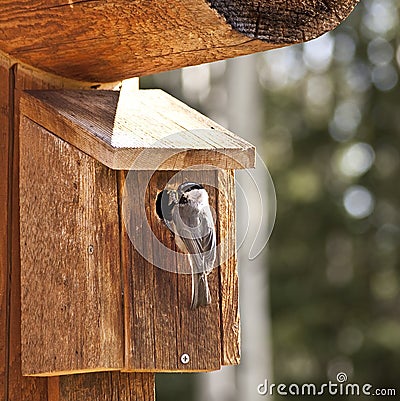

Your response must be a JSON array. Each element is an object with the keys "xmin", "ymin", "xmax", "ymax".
[{"xmin": 156, "ymin": 182, "xmax": 216, "ymax": 309}]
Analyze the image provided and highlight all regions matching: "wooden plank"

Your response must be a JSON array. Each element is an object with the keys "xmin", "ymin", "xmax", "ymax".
[
  {"xmin": 173, "ymin": 170, "xmax": 221, "ymax": 371},
  {"xmin": 120, "ymin": 170, "xmax": 157, "ymax": 370},
  {"xmin": 146, "ymin": 171, "xmax": 180, "ymax": 371},
  {"xmin": 217, "ymin": 170, "xmax": 240, "ymax": 365},
  {"xmin": 0, "ymin": 0, "xmax": 359, "ymax": 81},
  {"xmin": 0, "ymin": 59, "xmax": 11, "ymax": 401},
  {"xmin": 19, "ymin": 89, "xmax": 256, "ymax": 170},
  {"xmin": 121, "ymin": 170, "xmax": 222, "ymax": 371},
  {"xmin": 20, "ymin": 118, "xmax": 123, "ymax": 376},
  {"xmin": 5, "ymin": 59, "xmax": 50, "ymax": 401},
  {"xmin": 48, "ymin": 372, "xmax": 155, "ymax": 401}
]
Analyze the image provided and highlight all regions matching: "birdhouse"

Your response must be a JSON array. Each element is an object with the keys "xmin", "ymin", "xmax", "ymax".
[{"xmin": 18, "ymin": 85, "xmax": 254, "ymax": 376}]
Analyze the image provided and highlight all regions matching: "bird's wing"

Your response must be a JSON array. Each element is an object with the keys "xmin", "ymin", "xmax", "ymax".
[
  {"xmin": 172, "ymin": 205, "xmax": 216, "ymax": 274},
  {"xmin": 199, "ymin": 206, "xmax": 216, "ymax": 270}
]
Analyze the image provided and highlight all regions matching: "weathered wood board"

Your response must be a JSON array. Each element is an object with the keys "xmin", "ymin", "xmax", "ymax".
[
  {"xmin": 20, "ymin": 89, "xmax": 255, "ymax": 171},
  {"xmin": 48, "ymin": 372, "xmax": 155, "ymax": 401},
  {"xmin": 121, "ymin": 170, "xmax": 235, "ymax": 372},
  {"xmin": 20, "ymin": 118, "xmax": 124, "ymax": 376},
  {"xmin": 0, "ymin": 0, "xmax": 360, "ymax": 81}
]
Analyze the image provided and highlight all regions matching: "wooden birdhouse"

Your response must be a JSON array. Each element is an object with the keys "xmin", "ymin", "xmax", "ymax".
[
  {"xmin": 0, "ymin": 0, "xmax": 360, "ymax": 399},
  {"xmin": 19, "ymin": 85, "xmax": 253, "ymax": 376}
]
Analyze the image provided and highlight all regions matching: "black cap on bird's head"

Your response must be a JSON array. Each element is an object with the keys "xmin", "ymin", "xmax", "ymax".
[
  {"xmin": 156, "ymin": 183, "xmax": 206, "ymax": 220},
  {"xmin": 177, "ymin": 182, "xmax": 205, "ymax": 205},
  {"xmin": 177, "ymin": 182, "xmax": 204, "ymax": 197}
]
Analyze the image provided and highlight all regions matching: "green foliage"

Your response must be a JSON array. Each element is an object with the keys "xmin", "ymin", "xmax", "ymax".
[{"xmin": 156, "ymin": 373, "xmax": 195, "ymax": 401}]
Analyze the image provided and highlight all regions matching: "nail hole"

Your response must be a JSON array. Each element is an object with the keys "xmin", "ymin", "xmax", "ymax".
[{"xmin": 180, "ymin": 353, "xmax": 190, "ymax": 364}]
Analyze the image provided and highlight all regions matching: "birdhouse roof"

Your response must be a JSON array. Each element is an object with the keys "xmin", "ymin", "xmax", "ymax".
[{"xmin": 20, "ymin": 88, "xmax": 256, "ymax": 170}]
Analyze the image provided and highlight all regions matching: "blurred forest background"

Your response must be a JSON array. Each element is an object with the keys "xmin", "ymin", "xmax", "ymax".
[{"xmin": 141, "ymin": 0, "xmax": 400, "ymax": 399}]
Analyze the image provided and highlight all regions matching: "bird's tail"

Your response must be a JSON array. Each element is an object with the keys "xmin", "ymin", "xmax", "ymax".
[{"xmin": 191, "ymin": 272, "xmax": 211, "ymax": 309}]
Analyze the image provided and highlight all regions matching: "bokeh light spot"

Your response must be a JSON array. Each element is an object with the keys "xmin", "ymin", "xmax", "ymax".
[{"xmin": 343, "ymin": 186, "xmax": 375, "ymax": 218}]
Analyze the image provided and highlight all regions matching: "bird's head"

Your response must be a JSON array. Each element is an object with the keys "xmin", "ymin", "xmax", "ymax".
[{"xmin": 177, "ymin": 182, "xmax": 208, "ymax": 209}]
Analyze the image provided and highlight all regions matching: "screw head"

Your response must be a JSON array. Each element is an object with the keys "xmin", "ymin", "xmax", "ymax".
[
  {"xmin": 88, "ymin": 245, "xmax": 94, "ymax": 255},
  {"xmin": 180, "ymin": 353, "xmax": 190, "ymax": 364}
]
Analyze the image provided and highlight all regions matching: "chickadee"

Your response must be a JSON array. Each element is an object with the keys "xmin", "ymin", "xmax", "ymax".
[{"xmin": 156, "ymin": 182, "xmax": 216, "ymax": 309}]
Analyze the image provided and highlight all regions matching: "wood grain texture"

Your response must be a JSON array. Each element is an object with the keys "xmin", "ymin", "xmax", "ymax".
[
  {"xmin": 49, "ymin": 372, "xmax": 154, "ymax": 401},
  {"xmin": 0, "ymin": 0, "xmax": 359, "ymax": 81},
  {"xmin": 20, "ymin": 118, "xmax": 123, "ymax": 376},
  {"xmin": 120, "ymin": 169, "xmax": 238, "ymax": 371},
  {"xmin": 20, "ymin": 89, "xmax": 256, "ymax": 171},
  {"xmin": 11, "ymin": 61, "xmax": 118, "ymax": 399},
  {"xmin": 2, "ymin": 60, "xmax": 79, "ymax": 401},
  {"xmin": 0, "ymin": 60, "xmax": 11, "ymax": 401},
  {"xmin": 120, "ymin": 170, "xmax": 157, "ymax": 371},
  {"xmin": 217, "ymin": 170, "xmax": 240, "ymax": 365},
  {"xmin": 209, "ymin": 0, "xmax": 359, "ymax": 43},
  {"xmin": 5, "ymin": 59, "xmax": 50, "ymax": 401}
]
